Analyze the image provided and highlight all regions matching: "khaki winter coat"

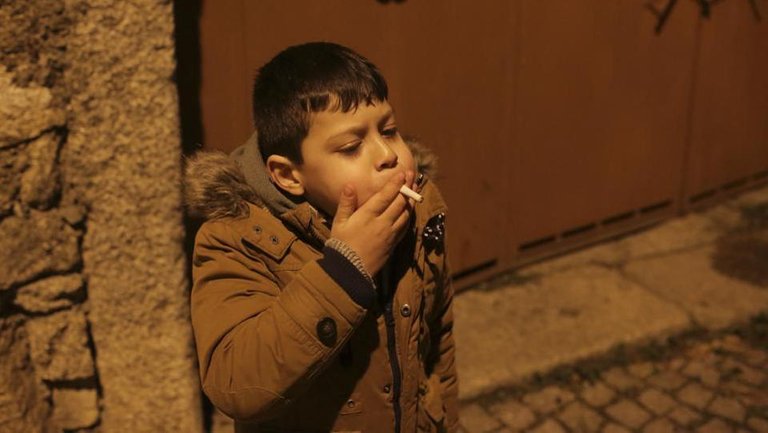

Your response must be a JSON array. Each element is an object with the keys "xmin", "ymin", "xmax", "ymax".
[{"xmin": 186, "ymin": 141, "xmax": 458, "ymax": 433}]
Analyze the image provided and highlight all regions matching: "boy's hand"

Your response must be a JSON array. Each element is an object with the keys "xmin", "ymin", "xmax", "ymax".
[{"xmin": 331, "ymin": 170, "xmax": 417, "ymax": 277}]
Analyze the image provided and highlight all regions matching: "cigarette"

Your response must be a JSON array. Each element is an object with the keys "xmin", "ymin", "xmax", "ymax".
[{"xmin": 400, "ymin": 185, "xmax": 423, "ymax": 203}]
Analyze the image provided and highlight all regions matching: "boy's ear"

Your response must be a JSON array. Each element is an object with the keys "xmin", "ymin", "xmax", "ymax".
[{"xmin": 266, "ymin": 155, "xmax": 305, "ymax": 196}]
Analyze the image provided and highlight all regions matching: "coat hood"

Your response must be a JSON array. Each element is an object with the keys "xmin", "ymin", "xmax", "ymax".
[{"xmin": 184, "ymin": 132, "xmax": 438, "ymax": 221}]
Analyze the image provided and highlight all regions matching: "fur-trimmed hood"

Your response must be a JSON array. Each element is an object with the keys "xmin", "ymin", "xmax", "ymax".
[{"xmin": 184, "ymin": 132, "xmax": 438, "ymax": 221}]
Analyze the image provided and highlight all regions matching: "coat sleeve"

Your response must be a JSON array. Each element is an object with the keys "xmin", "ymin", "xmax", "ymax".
[
  {"xmin": 428, "ymin": 218, "xmax": 460, "ymax": 432},
  {"xmin": 190, "ymin": 220, "xmax": 368, "ymax": 422}
]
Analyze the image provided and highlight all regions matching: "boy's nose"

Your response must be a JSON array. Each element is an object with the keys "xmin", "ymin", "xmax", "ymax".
[{"xmin": 375, "ymin": 142, "xmax": 398, "ymax": 171}]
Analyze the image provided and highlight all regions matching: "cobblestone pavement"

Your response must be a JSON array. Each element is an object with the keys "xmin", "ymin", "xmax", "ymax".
[{"xmin": 458, "ymin": 317, "xmax": 768, "ymax": 433}]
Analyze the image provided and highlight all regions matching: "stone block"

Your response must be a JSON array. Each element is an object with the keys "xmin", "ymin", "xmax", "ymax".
[
  {"xmin": 0, "ymin": 67, "xmax": 66, "ymax": 146},
  {"xmin": 0, "ymin": 145, "xmax": 26, "ymax": 216},
  {"xmin": 581, "ymin": 381, "xmax": 616, "ymax": 408},
  {"xmin": 459, "ymin": 404, "xmax": 501, "ymax": 433},
  {"xmin": 20, "ymin": 131, "xmax": 61, "ymax": 209},
  {"xmin": 51, "ymin": 388, "xmax": 99, "ymax": 430},
  {"xmin": 0, "ymin": 316, "xmax": 49, "ymax": 432},
  {"xmin": 707, "ymin": 397, "xmax": 746, "ymax": 423},
  {"xmin": 602, "ymin": 367, "xmax": 642, "ymax": 392},
  {"xmin": 606, "ymin": 399, "xmax": 652, "ymax": 429},
  {"xmin": 0, "ymin": 210, "xmax": 81, "ymax": 291},
  {"xmin": 489, "ymin": 399, "xmax": 536, "ymax": 431},
  {"xmin": 696, "ymin": 418, "xmax": 733, "ymax": 433},
  {"xmin": 530, "ymin": 419, "xmax": 566, "ymax": 433},
  {"xmin": 642, "ymin": 418, "xmax": 677, "ymax": 433},
  {"xmin": 25, "ymin": 308, "xmax": 94, "ymax": 381},
  {"xmin": 557, "ymin": 401, "xmax": 603, "ymax": 433},
  {"xmin": 638, "ymin": 389, "xmax": 676, "ymax": 415},
  {"xmin": 676, "ymin": 383, "xmax": 714, "ymax": 410},
  {"xmin": 667, "ymin": 406, "xmax": 701, "ymax": 428},
  {"xmin": 522, "ymin": 386, "xmax": 575, "ymax": 415},
  {"xmin": 15, "ymin": 274, "xmax": 84, "ymax": 314}
]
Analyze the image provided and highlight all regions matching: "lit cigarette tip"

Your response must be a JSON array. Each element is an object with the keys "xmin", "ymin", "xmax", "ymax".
[{"xmin": 400, "ymin": 185, "xmax": 423, "ymax": 203}]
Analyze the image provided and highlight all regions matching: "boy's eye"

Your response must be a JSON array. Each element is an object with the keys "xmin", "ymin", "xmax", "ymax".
[
  {"xmin": 382, "ymin": 126, "xmax": 399, "ymax": 138},
  {"xmin": 339, "ymin": 142, "xmax": 361, "ymax": 155}
]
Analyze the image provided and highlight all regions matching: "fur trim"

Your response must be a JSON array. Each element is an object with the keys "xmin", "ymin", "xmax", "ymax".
[
  {"xmin": 183, "ymin": 139, "xmax": 438, "ymax": 221},
  {"xmin": 183, "ymin": 152, "xmax": 262, "ymax": 220}
]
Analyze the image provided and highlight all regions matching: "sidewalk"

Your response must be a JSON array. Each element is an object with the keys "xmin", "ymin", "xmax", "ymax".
[{"xmin": 453, "ymin": 185, "xmax": 768, "ymax": 431}]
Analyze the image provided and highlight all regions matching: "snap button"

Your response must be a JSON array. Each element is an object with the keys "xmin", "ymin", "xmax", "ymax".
[
  {"xmin": 253, "ymin": 225, "xmax": 262, "ymax": 234},
  {"xmin": 400, "ymin": 304, "xmax": 412, "ymax": 318},
  {"xmin": 383, "ymin": 384, "xmax": 391, "ymax": 393},
  {"xmin": 270, "ymin": 235, "xmax": 279, "ymax": 245},
  {"xmin": 316, "ymin": 317, "xmax": 337, "ymax": 347},
  {"xmin": 346, "ymin": 399, "xmax": 356, "ymax": 408}
]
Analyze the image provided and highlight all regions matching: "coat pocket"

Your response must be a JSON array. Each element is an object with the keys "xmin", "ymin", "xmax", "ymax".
[{"xmin": 417, "ymin": 373, "xmax": 447, "ymax": 432}]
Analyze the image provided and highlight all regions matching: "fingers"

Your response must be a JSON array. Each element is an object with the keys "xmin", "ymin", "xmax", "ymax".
[
  {"xmin": 365, "ymin": 172, "xmax": 406, "ymax": 214},
  {"xmin": 333, "ymin": 183, "xmax": 357, "ymax": 224}
]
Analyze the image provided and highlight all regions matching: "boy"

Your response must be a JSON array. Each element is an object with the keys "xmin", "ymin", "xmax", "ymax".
[{"xmin": 185, "ymin": 42, "xmax": 458, "ymax": 433}]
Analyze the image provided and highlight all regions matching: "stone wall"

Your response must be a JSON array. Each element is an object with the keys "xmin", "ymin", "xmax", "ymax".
[{"xmin": 0, "ymin": 1, "xmax": 202, "ymax": 432}]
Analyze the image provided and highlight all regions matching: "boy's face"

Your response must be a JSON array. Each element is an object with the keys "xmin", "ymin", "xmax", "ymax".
[{"xmin": 294, "ymin": 100, "xmax": 415, "ymax": 217}]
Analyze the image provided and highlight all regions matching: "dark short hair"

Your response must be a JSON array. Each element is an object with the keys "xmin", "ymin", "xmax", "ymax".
[{"xmin": 252, "ymin": 42, "xmax": 389, "ymax": 164}]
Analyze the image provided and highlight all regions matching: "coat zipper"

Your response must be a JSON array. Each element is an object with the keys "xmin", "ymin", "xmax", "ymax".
[{"xmin": 381, "ymin": 264, "xmax": 402, "ymax": 433}]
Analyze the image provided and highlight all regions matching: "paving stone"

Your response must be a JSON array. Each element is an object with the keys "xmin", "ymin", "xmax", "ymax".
[
  {"xmin": 602, "ymin": 367, "xmax": 642, "ymax": 392},
  {"xmin": 696, "ymin": 418, "xmax": 734, "ymax": 433},
  {"xmin": 667, "ymin": 406, "xmax": 702, "ymax": 428},
  {"xmin": 628, "ymin": 362, "xmax": 655, "ymax": 379},
  {"xmin": 707, "ymin": 397, "xmax": 746, "ymax": 423},
  {"xmin": 459, "ymin": 404, "xmax": 502, "ymax": 433},
  {"xmin": 602, "ymin": 422, "xmax": 633, "ymax": 433},
  {"xmin": 638, "ymin": 389, "xmax": 677, "ymax": 415},
  {"xmin": 683, "ymin": 361, "xmax": 721, "ymax": 387},
  {"xmin": 721, "ymin": 380, "xmax": 753, "ymax": 397},
  {"xmin": 666, "ymin": 358, "xmax": 687, "ymax": 371},
  {"xmin": 489, "ymin": 400, "xmax": 536, "ymax": 431},
  {"xmin": 581, "ymin": 381, "xmax": 616, "ymax": 408},
  {"xmin": 747, "ymin": 417, "xmax": 768, "ymax": 432},
  {"xmin": 677, "ymin": 382, "xmax": 715, "ymax": 410},
  {"xmin": 642, "ymin": 417, "xmax": 678, "ymax": 433},
  {"xmin": 741, "ymin": 349, "xmax": 768, "ymax": 369},
  {"xmin": 530, "ymin": 419, "xmax": 566, "ymax": 433},
  {"xmin": 647, "ymin": 371, "xmax": 688, "ymax": 391},
  {"xmin": 556, "ymin": 401, "xmax": 603, "ymax": 433},
  {"xmin": 522, "ymin": 386, "xmax": 575, "ymax": 415},
  {"xmin": 606, "ymin": 399, "xmax": 652, "ymax": 429}
]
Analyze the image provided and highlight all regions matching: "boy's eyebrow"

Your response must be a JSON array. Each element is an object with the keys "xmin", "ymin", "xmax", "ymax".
[{"xmin": 326, "ymin": 109, "xmax": 395, "ymax": 144}]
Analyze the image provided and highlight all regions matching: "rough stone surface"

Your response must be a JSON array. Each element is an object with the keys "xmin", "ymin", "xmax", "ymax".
[
  {"xmin": 0, "ymin": 316, "xmax": 49, "ymax": 432},
  {"xmin": 25, "ymin": 307, "xmax": 94, "ymax": 381},
  {"xmin": 0, "ymin": 144, "xmax": 27, "ymax": 216},
  {"xmin": 0, "ymin": 209, "xmax": 81, "ymax": 291},
  {"xmin": 51, "ymin": 388, "xmax": 99, "ymax": 430},
  {"xmin": 15, "ymin": 273, "xmax": 84, "ymax": 314},
  {"xmin": 20, "ymin": 130, "xmax": 61, "ymax": 209},
  {"xmin": 0, "ymin": 66, "xmax": 66, "ymax": 146},
  {"xmin": 60, "ymin": 1, "xmax": 203, "ymax": 431},
  {"xmin": 454, "ymin": 265, "xmax": 689, "ymax": 398}
]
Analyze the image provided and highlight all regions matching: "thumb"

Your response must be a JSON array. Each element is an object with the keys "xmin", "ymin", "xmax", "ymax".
[{"xmin": 333, "ymin": 184, "xmax": 357, "ymax": 223}]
